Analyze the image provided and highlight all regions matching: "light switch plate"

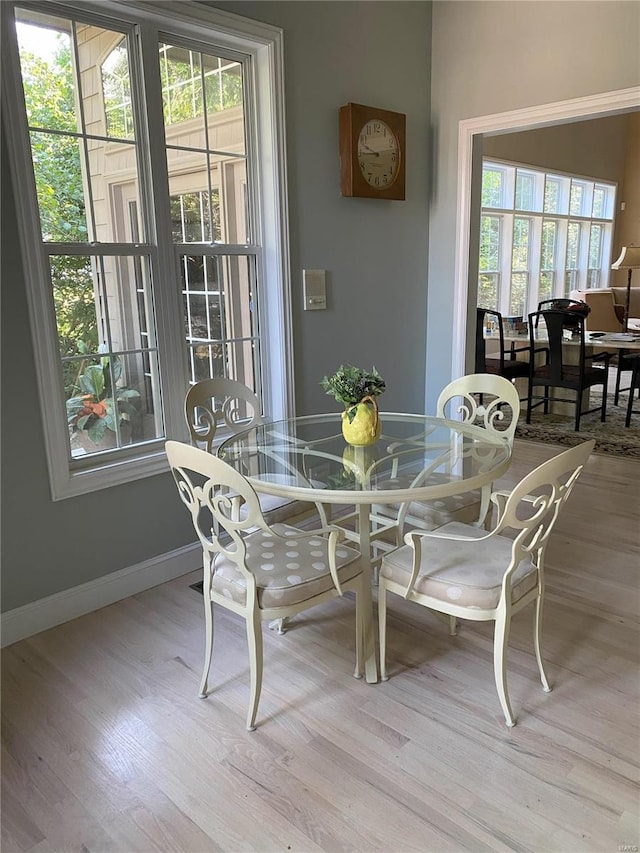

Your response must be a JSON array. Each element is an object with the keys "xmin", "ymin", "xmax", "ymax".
[{"xmin": 303, "ymin": 269, "xmax": 327, "ymax": 310}]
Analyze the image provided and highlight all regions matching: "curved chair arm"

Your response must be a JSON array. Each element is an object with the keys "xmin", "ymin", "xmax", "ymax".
[
  {"xmin": 229, "ymin": 493, "xmax": 245, "ymax": 522},
  {"xmin": 403, "ymin": 527, "xmax": 494, "ymax": 547},
  {"xmin": 585, "ymin": 351, "xmax": 611, "ymax": 367},
  {"xmin": 327, "ymin": 528, "xmax": 345, "ymax": 595},
  {"xmin": 506, "ymin": 343, "xmax": 532, "ymax": 358},
  {"xmin": 530, "ymin": 345, "xmax": 550, "ymax": 362}
]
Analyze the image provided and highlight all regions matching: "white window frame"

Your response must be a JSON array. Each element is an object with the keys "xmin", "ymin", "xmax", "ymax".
[
  {"xmin": 2, "ymin": 0, "xmax": 293, "ymax": 500},
  {"xmin": 479, "ymin": 157, "xmax": 616, "ymax": 317}
]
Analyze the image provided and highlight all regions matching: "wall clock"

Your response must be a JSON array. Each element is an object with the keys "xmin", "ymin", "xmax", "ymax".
[{"xmin": 339, "ymin": 102, "xmax": 406, "ymax": 200}]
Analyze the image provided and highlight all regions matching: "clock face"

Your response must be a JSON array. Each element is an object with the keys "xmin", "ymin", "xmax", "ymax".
[{"xmin": 357, "ymin": 119, "xmax": 399, "ymax": 189}]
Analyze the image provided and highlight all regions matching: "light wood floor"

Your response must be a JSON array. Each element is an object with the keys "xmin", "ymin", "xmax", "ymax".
[{"xmin": 2, "ymin": 440, "xmax": 639, "ymax": 852}]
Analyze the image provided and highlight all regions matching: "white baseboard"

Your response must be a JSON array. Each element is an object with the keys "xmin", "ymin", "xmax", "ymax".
[{"xmin": 1, "ymin": 542, "xmax": 202, "ymax": 648}]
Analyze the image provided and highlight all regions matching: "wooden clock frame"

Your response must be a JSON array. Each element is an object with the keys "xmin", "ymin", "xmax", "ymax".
[{"xmin": 339, "ymin": 102, "xmax": 406, "ymax": 200}]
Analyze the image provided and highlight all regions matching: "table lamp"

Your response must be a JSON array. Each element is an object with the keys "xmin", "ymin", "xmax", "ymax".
[{"xmin": 611, "ymin": 246, "xmax": 640, "ymax": 332}]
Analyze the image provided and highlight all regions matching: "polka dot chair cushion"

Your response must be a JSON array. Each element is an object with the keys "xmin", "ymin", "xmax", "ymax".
[
  {"xmin": 376, "ymin": 473, "xmax": 484, "ymax": 530},
  {"xmin": 212, "ymin": 524, "xmax": 362, "ymax": 608},
  {"xmin": 380, "ymin": 522, "xmax": 538, "ymax": 610},
  {"xmin": 402, "ymin": 488, "xmax": 483, "ymax": 527}
]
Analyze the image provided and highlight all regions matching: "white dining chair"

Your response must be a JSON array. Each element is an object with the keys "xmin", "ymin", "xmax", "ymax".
[
  {"xmin": 184, "ymin": 377, "xmax": 328, "ymax": 529},
  {"xmin": 372, "ymin": 374, "xmax": 520, "ymax": 611},
  {"xmin": 378, "ymin": 439, "xmax": 594, "ymax": 727},
  {"xmin": 395, "ymin": 373, "xmax": 521, "ymax": 536},
  {"xmin": 166, "ymin": 440, "xmax": 365, "ymax": 731}
]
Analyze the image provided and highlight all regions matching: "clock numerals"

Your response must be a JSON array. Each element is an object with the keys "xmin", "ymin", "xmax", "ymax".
[
  {"xmin": 340, "ymin": 103, "xmax": 405, "ymax": 199},
  {"xmin": 357, "ymin": 119, "xmax": 399, "ymax": 189}
]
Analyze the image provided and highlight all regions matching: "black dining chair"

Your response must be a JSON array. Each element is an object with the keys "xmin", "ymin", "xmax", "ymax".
[
  {"xmin": 475, "ymin": 308, "xmax": 530, "ymax": 382},
  {"xmin": 526, "ymin": 309, "xmax": 611, "ymax": 431}
]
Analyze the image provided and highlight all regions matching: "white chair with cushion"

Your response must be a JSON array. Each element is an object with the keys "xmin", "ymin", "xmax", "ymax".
[
  {"xmin": 166, "ymin": 440, "xmax": 365, "ymax": 731},
  {"xmin": 184, "ymin": 377, "xmax": 327, "ymax": 528},
  {"xmin": 383, "ymin": 374, "xmax": 520, "ymax": 539},
  {"xmin": 378, "ymin": 439, "xmax": 594, "ymax": 727}
]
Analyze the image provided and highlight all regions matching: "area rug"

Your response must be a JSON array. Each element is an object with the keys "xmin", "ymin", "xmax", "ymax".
[{"xmin": 515, "ymin": 392, "xmax": 640, "ymax": 458}]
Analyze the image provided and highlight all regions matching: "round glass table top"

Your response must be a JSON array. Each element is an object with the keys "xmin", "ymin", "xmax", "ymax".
[{"xmin": 218, "ymin": 412, "xmax": 511, "ymax": 505}]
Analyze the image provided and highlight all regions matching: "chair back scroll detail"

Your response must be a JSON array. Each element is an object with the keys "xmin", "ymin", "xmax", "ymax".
[
  {"xmin": 491, "ymin": 439, "xmax": 594, "ymax": 577},
  {"xmin": 436, "ymin": 373, "xmax": 520, "ymax": 445},
  {"xmin": 184, "ymin": 378, "xmax": 263, "ymax": 453},
  {"xmin": 166, "ymin": 440, "xmax": 268, "ymax": 584}
]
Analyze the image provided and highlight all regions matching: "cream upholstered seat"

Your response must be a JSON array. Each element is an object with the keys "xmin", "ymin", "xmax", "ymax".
[
  {"xmin": 166, "ymin": 441, "xmax": 365, "ymax": 731},
  {"xmin": 378, "ymin": 439, "xmax": 594, "ymax": 727}
]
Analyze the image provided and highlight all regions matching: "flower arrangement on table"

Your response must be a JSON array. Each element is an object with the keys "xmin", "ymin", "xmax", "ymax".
[
  {"xmin": 66, "ymin": 344, "xmax": 141, "ymax": 447},
  {"xmin": 320, "ymin": 364, "xmax": 386, "ymax": 446}
]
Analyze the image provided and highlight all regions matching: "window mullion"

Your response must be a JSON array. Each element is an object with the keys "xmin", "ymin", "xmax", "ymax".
[
  {"xmin": 499, "ymin": 214, "xmax": 513, "ymax": 315},
  {"xmin": 556, "ymin": 220, "xmax": 569, "ymax": 297},
  {"xmin": 601, "ymin": 224, "xmax": 614, "ymax": 286},
  {"xmin": 576, "ymin": 221, "xmax": 591, "ymax": 291},
  {"xmin": 528, "ymin": 217, "xmax": 543, "ymax": 314},
  {"xmin": 135, "ymin": 21, "xmax": 189, "ymax": 441}
]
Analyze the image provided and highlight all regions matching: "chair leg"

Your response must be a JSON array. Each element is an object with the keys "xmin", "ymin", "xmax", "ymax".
[
  {"xmin": 533, "ymin": 594, "xmax": 551, "ymax": 693},
  {"xmin": 472, "ymin": 484, "xmax": 491, "ymax": 528},
  {"xmin": 493, "ymin": 608, "xmax": 516, "ymax": 727},
  {"xmin": 574, "ymin": 391, "xmax": 581, "ymax": 431},
  {"xmin": 198, "ymin": 593, "xmax": 214, "ymax": 699},
  {"xmin": 245, "ymin": 610, "xmax": 264, "ymax": 731},
  {"xmin": 354, "ymin": 582, "xmax": 364, "ymax": 679},
  {"xmin": 626, "ymin": 361, "xmax": 639, "ymax": 427},
  {"xmin": 315, "ymin": 501, "xmax": 330, "ymax": 528},
  {"xmin": 378, "ymin": 582, "xmax": 389, "ymax": 682},
  {"xmin": 614, "ymin": 351, "xmax": 623, "ymax": 406},
  {"xmin": 526, "ymin": 379, "xmax": 533, "ymax": 423}
]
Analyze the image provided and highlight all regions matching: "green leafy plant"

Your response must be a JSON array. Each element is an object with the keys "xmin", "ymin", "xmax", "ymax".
[
  {"xmin": 66, "ymin": 344, "xmax": 141, "ymax": 444},
  {"xmin": 320, "ymin": 364, "xmax": 386, "ymax": 407}
]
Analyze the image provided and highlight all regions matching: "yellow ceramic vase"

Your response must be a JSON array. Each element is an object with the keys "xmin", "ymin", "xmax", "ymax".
[{"xmin": 341, "ymin": 395, "xmax": 381, "ymax": 446}]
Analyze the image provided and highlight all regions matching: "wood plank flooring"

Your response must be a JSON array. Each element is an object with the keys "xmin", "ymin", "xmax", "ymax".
[{"xmin": 2, "ymin": 440, "xmax": 639, "ymax": 852}]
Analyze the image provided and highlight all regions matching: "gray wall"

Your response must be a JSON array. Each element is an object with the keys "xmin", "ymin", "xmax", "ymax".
[
  {"xmin": 210, "ymin": 1, "xmax": 432, "ymax": 415},
  {"xmin": 427, "ymin": 0, "xmax": 640, "ymax": 409},
  {"xmin": 482, "ymin": 114, "xmax": 631, "ymax": 183},
  {"xmin": 1, "ymin": 1, "xmax": 432, "ymax": 612}
]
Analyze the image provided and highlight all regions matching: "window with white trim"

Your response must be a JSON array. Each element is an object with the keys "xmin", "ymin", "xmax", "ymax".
[
  {"xmin": 2, "ymin": 0, "xmax": 292, "ymax": 499},
  {"xmin": 478, "ymin": 159, "xmax": 616, "ymax": 316}
]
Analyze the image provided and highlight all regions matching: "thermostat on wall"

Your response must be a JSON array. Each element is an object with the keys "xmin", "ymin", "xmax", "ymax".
[{"xmin": 303, "ymin": 269, "xmax": 327, "ymax": 310}]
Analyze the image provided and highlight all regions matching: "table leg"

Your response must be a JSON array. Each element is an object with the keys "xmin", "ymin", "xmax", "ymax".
[{"xmin": 358, "ymin": 502, "xmax": 378, "ymax": 683}]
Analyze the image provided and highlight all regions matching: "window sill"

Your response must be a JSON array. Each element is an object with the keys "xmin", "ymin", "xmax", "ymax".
[{"xmin": 54, "ymin": 444, "xmax": 170, "ymax": 501}]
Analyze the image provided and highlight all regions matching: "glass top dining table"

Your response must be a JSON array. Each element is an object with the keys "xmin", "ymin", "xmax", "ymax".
[
  {"xmin": 218, "ymin": 412, "xmax": 511, "ymax": 504},
  {"xmin": 219, "ymin": 412, "xmax": 512, "ymax": 683}
]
